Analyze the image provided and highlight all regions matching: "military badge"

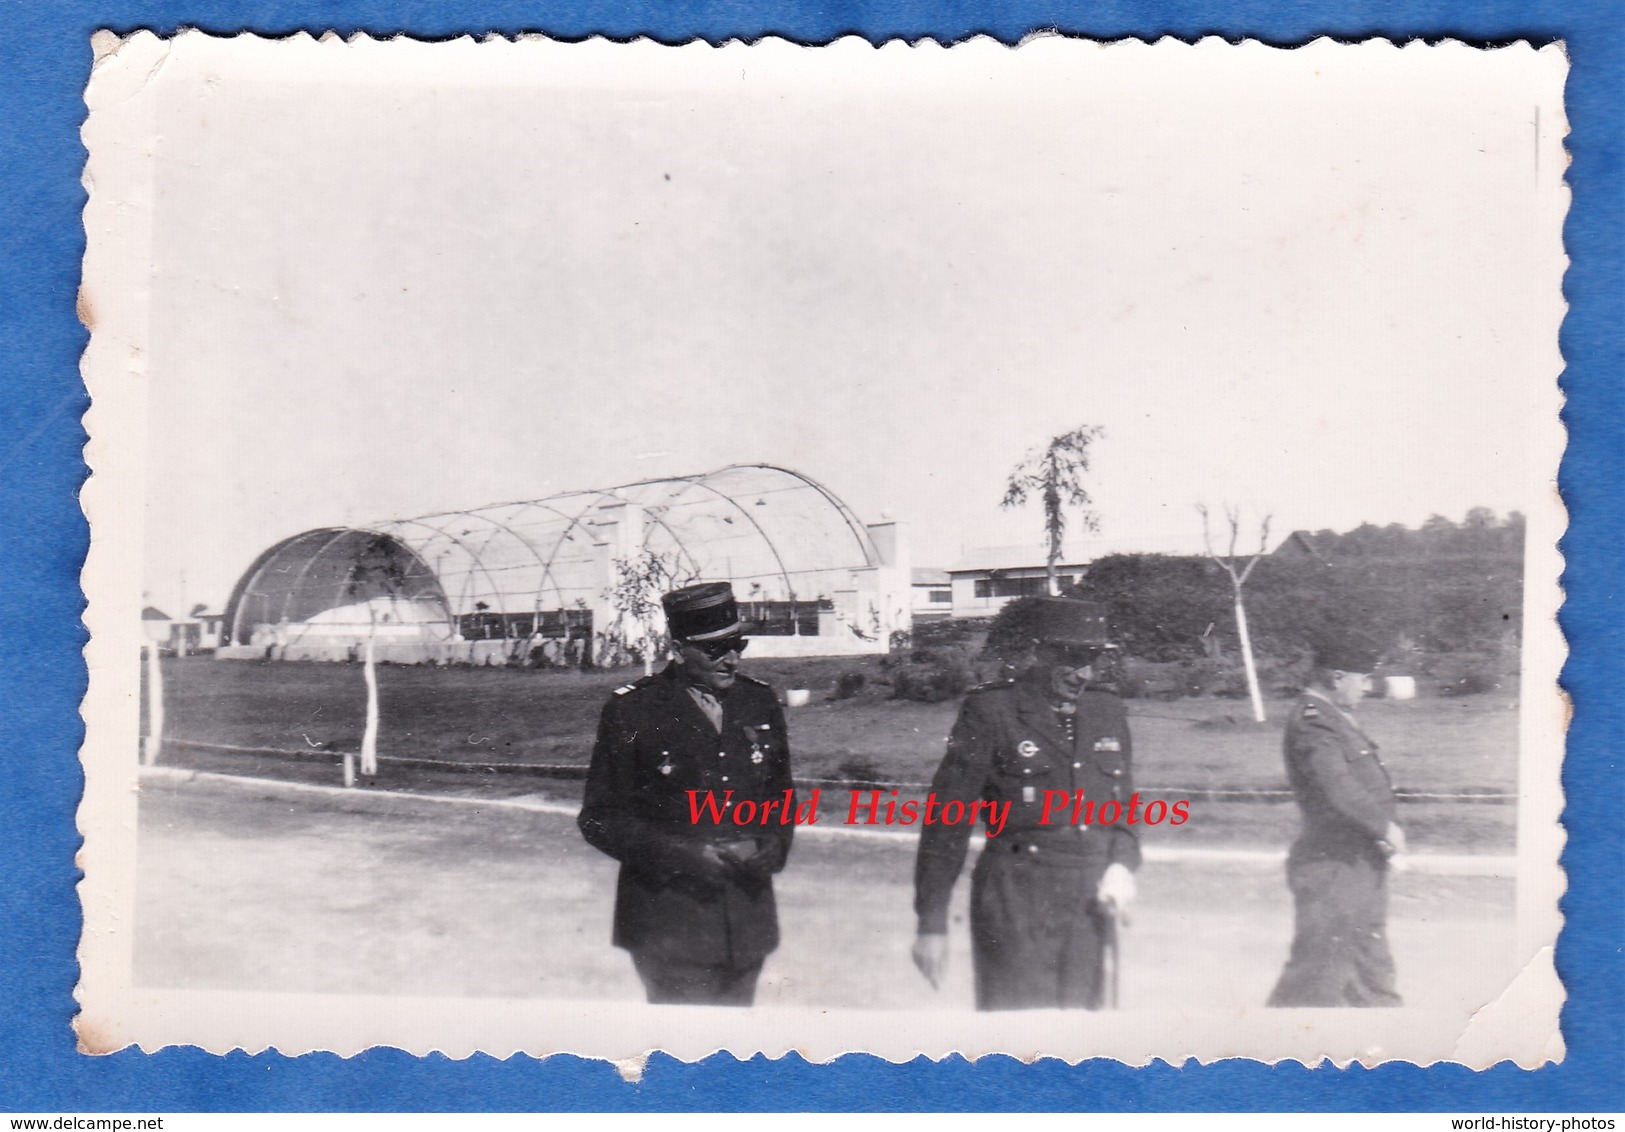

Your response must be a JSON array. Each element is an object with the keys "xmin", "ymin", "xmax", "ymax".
[
  {"xmin": 1017, "ymin": 740, "xmax": 1040, "ymax": 758},
  {"xmin": 1093, "ymin": 737, "xmax": 1121, "ymax": 753}
]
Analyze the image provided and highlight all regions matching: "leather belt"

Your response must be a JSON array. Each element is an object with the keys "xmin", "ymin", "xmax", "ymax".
[{"xmin": 1002, "ymin": 827, "xmax": 1093, "ymax": 857}]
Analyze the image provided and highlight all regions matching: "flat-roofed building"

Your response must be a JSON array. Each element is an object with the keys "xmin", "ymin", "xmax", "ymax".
[{"xmin": 911, "ymin": 567, "xmax": 954, "ymax": 620}]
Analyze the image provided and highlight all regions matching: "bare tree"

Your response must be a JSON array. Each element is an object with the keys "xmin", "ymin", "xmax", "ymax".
[
  {"xmin": 1002, "ymin": 425, "xmax": 1106, "ymax": 596},
  {"xmin": 1199, "ymin": 504, "xmax": 1272, "ymax": 723}
]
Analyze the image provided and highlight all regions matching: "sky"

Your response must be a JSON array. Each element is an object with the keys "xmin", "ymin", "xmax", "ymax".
[{"xmin": 131, "ymin": 36, "xmax": 1567, "ymax": 614}]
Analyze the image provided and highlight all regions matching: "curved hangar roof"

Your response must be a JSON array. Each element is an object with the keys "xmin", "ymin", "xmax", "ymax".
[{"xmin": 224, "ymin": 465, "xmax": 880, "ymax": 643}]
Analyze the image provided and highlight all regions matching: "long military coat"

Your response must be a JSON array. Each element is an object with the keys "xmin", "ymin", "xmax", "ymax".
[
  {"xmin": 914, "ymin": 668, "xmax": 1141, "ymax": 1008},
  {"xmin": 1268, "ymin": 690, "xmax": 1402, "ymax": 1007},
  {"xmin": 578, "ymin": 662, "xmax": 794, "ymax": 968}
]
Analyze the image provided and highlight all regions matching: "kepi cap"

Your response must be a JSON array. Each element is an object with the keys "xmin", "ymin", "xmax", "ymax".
[
  {"xmin": 1031, "ymin": 597, "xmax": 1111, "ymax": 654},
  {"xmin": 662, "ymin": 581, "xmax": 751, "ymax": 642}
]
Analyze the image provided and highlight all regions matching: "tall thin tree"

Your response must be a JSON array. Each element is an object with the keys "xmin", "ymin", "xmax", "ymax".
[
  {"xmin": 1002, "ymin": 425, "xmax": 1106, "ymax": 596},
  {"xmin": 1198, "ymin": 504, "xmax": 1272, "ymax": 723},
  {"xmin": 607, "ymin": 550, "xmax": 696, "ymax": 675}
]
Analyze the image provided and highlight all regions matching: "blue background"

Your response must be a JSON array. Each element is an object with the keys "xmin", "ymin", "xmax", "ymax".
[{"xmin": 1, "ymin": 1, "xmax": 1618, "ymax": 1113}]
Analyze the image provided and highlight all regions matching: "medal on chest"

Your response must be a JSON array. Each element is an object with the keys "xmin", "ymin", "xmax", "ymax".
[{"xmin": 1017, "ymin": 740, "xmax": 1041, "ymax": 803}]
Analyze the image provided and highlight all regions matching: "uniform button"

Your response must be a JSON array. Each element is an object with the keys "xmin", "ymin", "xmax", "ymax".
[
  {"xmin": 719, "ymin": 751, "xmax": 726, "ymax": 758},
  {"xmin": 1073, "ymin": 762, "xmax": 1081, "ymax": 769},
  {"xmin": 1113, "ymin": 768, "xmax": 1123, "ymax": 776},
  {"xmin": 1027, "ymin": 845, "xmax": 1039, "ymax": 854},
  {"xmin": 721, "ymin": 776, "xmax": 729, "ymax": 782}
]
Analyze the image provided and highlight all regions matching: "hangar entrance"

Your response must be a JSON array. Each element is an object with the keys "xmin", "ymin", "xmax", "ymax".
[{"xmin": 221, "ymin": 529, "xmax": 456, "ymax": 661}]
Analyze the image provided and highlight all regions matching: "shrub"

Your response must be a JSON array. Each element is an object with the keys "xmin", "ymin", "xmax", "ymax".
[
  {"xmin": 913, "ymin": 618, "xmax": 990, "ymax": 652},
  {"xmin": 1069, "ymin": 554, "xmax": 1232, "ymax": 661},
  {"xmin": 890, "ymin": 647, "xmax": 978, "ymax": 703},
  {"xmin": 1118, "ymin": 657, "xmax": 1195, "ymax": 700},
  {"xmin": 834, "ymin": 671, "xmax": 867, "ymax": 701},
  {"xmin": 1256, "ymin": 650, "xmax": 1312, "ymax": 697},
  {"xmin": 1187, "ymin": 656, "xmax": 1251, "ymax": 698},
  {"xmin": 1425, "ymin": 651, "xmax": 1510, "ymax": 696},
  {"xmin": 982, "ymin": 598, "xmax": 1047, "ymax": 664}
]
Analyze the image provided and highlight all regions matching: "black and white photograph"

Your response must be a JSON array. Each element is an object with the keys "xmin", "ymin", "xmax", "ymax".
[{"xmin": 76, "ymin": 32, "xmax": 1567, "ymax": 1065}]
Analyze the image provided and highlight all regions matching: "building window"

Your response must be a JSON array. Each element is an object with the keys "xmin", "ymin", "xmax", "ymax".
[
  {"xmin": 973, "ymin": 576, "xmax": 1050, "ymax": 599},
  {"xmin": 928, "ymin": 590, "xmax": 952, "ymax": 604}
]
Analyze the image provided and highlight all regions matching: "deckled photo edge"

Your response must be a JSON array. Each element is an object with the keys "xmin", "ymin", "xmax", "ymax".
[{"xmin": 72, "ymin": 32, "xmax": 1571, "ymax": 1068}]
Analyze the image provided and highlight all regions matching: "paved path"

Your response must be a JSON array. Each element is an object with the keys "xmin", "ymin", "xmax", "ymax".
[{"xmin": 133, "ymin": 772, "xmax": 1519, "ymax": 1015}]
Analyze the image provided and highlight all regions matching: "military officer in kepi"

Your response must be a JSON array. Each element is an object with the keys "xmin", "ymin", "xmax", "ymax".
[
  {"xmin": 911, "ymin": 597, "xmax": 1140, "ymax": 1010},
  {"xmin": 577, "ymin": 581, "xmax": 794, "ymax": 1006},
  {"xmin": 1267, "ymin": 631, "xmax": 1405, "ymax": 1007}
]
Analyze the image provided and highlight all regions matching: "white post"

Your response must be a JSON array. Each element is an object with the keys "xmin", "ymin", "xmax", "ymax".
[
  {"xmin": 1234, "ymin": 595, "xmax": 1265, "ymax": 723},
  {"xmin": 142, "ymin": 641, "xmax": 164, "ymax": 766},
  {"xmin": 360, "ymin": 635, "xmax": 379, "ymax": 777}
]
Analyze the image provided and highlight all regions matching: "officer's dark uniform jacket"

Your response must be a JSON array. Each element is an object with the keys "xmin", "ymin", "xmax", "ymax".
[
  {"xmin": 1268, "ymin": 690, "xmax": 1403, "ymax": 1007},
  {"xmin": 578, "ymin": 661, "xmax": 794, "ymax": 968},
  {"xmin": 914, "ymin": 668, "xmax": 1140, "ymax": 1009}
]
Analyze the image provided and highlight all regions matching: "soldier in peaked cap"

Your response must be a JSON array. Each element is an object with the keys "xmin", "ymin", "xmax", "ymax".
[
  {"xmin": 912, "ymin": 597, "xmax": 1141, "ymax": 1010},
  {"xmin": 1267, "ymin": 630, "xmax": 1405, "ymax": 1007},
  {"xmin": 577, "ymin": 581, "xmax": 795, "ymax": 1006}
]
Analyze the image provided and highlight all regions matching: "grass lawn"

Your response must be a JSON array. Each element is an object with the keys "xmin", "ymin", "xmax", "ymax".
[{"xmin": 155, "ymin": 654, "xmax": 1519, "ymax": 850}]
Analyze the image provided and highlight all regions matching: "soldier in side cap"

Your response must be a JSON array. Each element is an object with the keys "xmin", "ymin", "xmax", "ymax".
[
  {"xmin": 911, "ymin": 597, "xmax": 1140, "ymax": 1010},
  {"xmin": 1267, "ymin": 629, "xmax": 1405, "ymax": 1007},
  {"xmin": 577, "ymin": 581, "xmax": 795, "ymax": 1006}
]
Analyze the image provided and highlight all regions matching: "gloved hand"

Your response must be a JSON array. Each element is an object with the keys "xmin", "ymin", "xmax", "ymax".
[
  {"xmin": 1381, "ymin": 821, "xmax": 1409, "ymax": 872},
  {"xmin": 912, "ymin": 933, "xmax": 949, "ymax": 989},
  {"xmin": 689, "ymin": 843, "xmax": 738, "ymax": 885},
  {"xmin": 1381, "ymin": 821, "xmax": 1408, "ymax": 856},
  {"xmin": 721, "ymin": 838, "xmax": 779, "ymax": 885},
  {"xmin": 1096, "ymin": 862, "xmax": 1136, "ymax": 921}
]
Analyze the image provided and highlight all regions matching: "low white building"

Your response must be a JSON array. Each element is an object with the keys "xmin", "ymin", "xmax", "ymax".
[
  {"xmin": 910, "ymin": 568, "xmax": 954, "ymax": 620},
  {"xmin": 944, "ymin": 533, "xmax": 1237, "ymax": 620},
  {"xmin": 945, "ymin": 547, "xmax": 1092, "ymax": 619},
  {"xmin": 141, "ymin": 605, "xmax": 225, "ymax": 655}
]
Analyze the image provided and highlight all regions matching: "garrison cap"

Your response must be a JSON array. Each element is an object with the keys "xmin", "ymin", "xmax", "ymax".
[
  {"xmin": 1031, "ymin": 597, "xmax": 1111, "ymax": 654},
  {"xmin": 662, "ymin": 581, "xmax": 751, "ymax": 642}
]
